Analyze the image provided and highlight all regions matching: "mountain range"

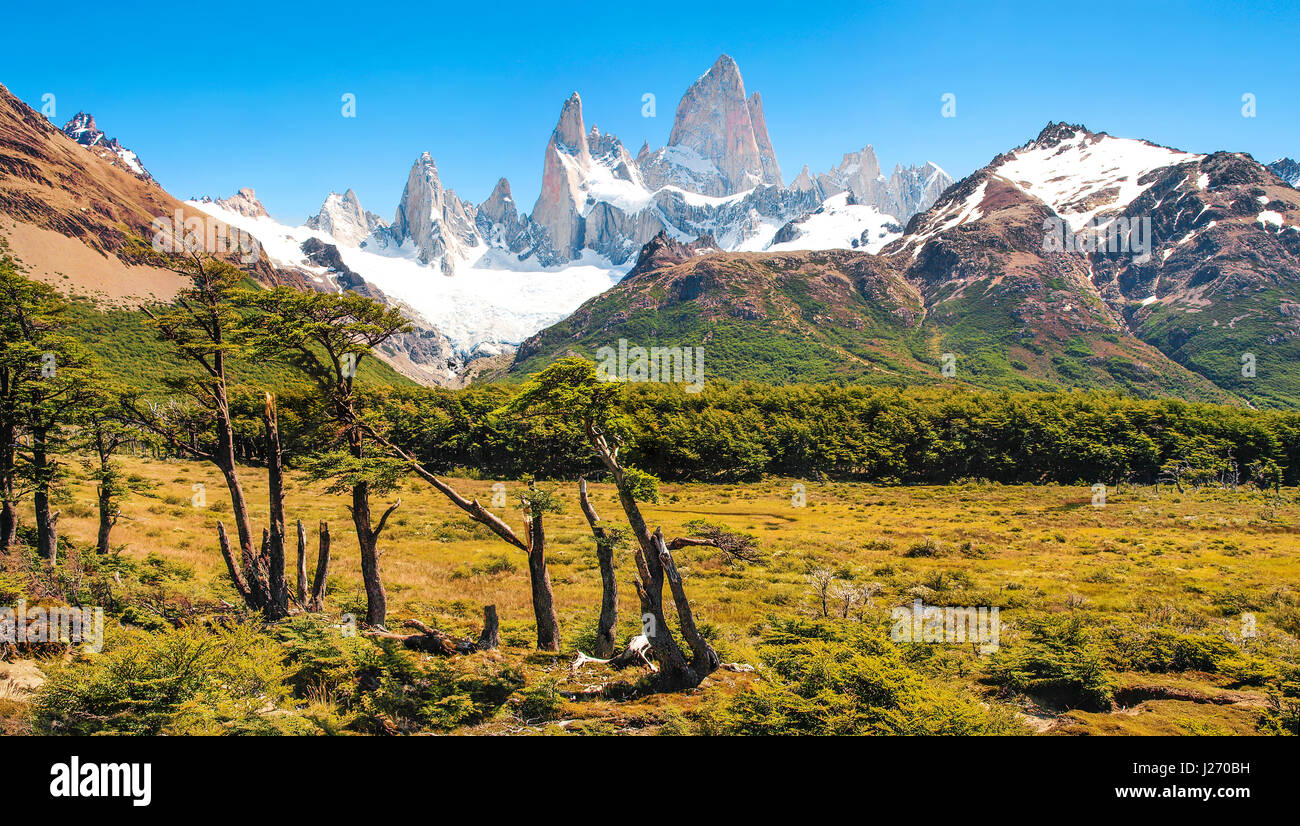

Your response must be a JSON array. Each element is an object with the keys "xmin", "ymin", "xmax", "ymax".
[
  {"xmin": 1, "ymin": 56, "xmax": 1298, "ymax": 406},
  {"xmin": 176, "ymin": 55, "xmax": 954, "ymax": 379},
  {"xmin": 516, "ymin": 124, "xmax": 1300, "ymax": 407}
]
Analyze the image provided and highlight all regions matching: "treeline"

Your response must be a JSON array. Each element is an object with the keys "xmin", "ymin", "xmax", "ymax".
[{"xmin": 290, "ymin": 382, "xmax": 1296, "ymax": 486}]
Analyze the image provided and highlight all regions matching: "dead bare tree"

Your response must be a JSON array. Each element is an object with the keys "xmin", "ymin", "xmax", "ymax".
[
  {"xmin": 344, "ymin": 413, "xmax": 564, "ymax": 651},
  {"xmin": 672, "ymin": 520, "xmax": 761, "ymax": 565},
  {"xmin": 807, "ymin": 567, "xmax": 836, "ymax": 618},
  {"xmin": 504, "ymin": 358, "xmax": 720, "ymax": 690},
  {"xmin": 518, "ymin": 483, "xmax": 563, "ymax": 652},
  {"xmin": 295, "ymin": 519, "xmax": 309, "ymax": 605},
  {"xmin": 579, "ymin": 476, "xmax": 620, "ymax": 658},
  {"xmin": 261, "ymin": 392, "xmax": 289, "ymax": 619},
  {"xmin": 307, "ymin": 521, "xmax": 331, "ymax": 611},
  {"xmin": 216, "ymin": 520, "xmax": 272, "ymax": 614}
]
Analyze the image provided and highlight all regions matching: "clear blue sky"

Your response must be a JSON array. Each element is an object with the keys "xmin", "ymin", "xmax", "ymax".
[{"xmin": 2, "ymin": 0, "xmax": 1296, "ymax": 225}]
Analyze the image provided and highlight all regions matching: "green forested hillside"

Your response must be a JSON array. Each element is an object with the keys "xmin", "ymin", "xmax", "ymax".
[{"xmin": 67, "ymin": 298, "xmax": 414, "ymax": 395}]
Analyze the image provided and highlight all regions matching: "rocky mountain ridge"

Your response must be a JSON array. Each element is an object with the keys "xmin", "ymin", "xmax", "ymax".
[
  {"xmin": 512, "ymin": 122, "xmax": 1300, "ymax": 407},
  {"xmin": 60, "ymin": 112, "xmax": 153, "ymax": 182}
]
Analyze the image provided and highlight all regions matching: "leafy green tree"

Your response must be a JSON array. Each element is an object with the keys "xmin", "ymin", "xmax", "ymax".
[
  {"xmin": 79, "ymin": 384, "xmax": 152, "ymax": 554},
  {"xmin": 130, "ymin": 243, "xmax": 259, "ymax": 560},
  {"xmin": 128, "ymin": 239, "xmax": 288, "ymax": 618},
  {"xmin": 241, "ymin": 288, "xmax": 410, "ymax": 627},
  {"xmin": 0, "ymin": 246, "xmax": 96, "ymax": 562},
  {"xmin": 0, "ymin": 246, "xmax": 39, "ymax": 551}
]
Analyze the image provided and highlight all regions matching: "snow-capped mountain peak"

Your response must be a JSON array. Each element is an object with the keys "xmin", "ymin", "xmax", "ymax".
[
  {"xmin": 60, "ymin": 111, "xmax": 153, "ymax": 182},
  {"xmin": 306, "ymin": 189, "xmax": 387, "ymax": 247},
  {"xmin": 639, "ymin": 54, "xmax": 779, "ymax": 197},
  {"xmin": 195, "ymin": 187, "xmax": 269, "ymax": 219},
  {"xmin": 388, "ymin": 152, "xmax": 479, "ymax": 272},
  {"xmin": 1267, "ymin": 157, "xmax": 1300, "ymax": 187},
  {"xmin": 991, "ymin": 123, "xmax": 1203, "ymax": 231},
  {"xmin": 813, "ymin": 147, "xmax": 954, "ymax": 224}
]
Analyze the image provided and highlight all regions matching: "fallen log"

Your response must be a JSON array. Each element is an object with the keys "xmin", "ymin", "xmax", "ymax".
[
  {"xmin": 572, "ymin": 633, "xmax": 658, "ymax": 674},
  {"xmin": 366, "ymin": 605, "xmax": 500, "ymax": 655}
]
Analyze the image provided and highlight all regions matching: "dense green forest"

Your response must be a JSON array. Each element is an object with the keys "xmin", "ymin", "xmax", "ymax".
[{"xmin": 239, "ymin": 381, "xmax": 1300, "ymax": 487}]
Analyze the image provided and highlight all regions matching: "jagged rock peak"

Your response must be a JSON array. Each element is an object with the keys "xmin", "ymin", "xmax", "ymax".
[
  {"xmin": 60, "ymin": 111, "xmax": 153, "ymax": 181},
  {"xmin": 476, "ymin": 176, "xmax": 532, "ymax": 252},
  {"xmin": 746, "ymin": 91, "xmax": 782, "ymax": 186},
  {"xmin": 815, "ymin": 146, "xmax": 953, "ymax": 224},
  {"xmin": 306, "ymin": 188, "xmax": 386, "ymax": 246},
  {"xmin": 665, "ymin": 54, "xmax": 771, "ymax": 194},
  {"xmin": 790, "ymin": 164, "xmax": 822, "ymax": 197},
  {"xmin": 480, "ymin": 177, "xmax": 514, "ymax": 216},
  {"xmin": 627, "ymin": 230, "xmax": 718, "ymax": 277},
  {"xmin": 552, "ymin": 92, "xmax": 589, "ymax": 160},
  {"xmin": 391, "ymin": 152, "xmax": 479, "ymax": 271},
  {"xmin": 1267, "ymin": 158, "xmax": 1300, "ymax": 187},
  {"xmin": 61, "ymin": 112, "xmax": 102, "ymax": 144},
  {"xmin": 1030, "ymin": 122, "xmax": 1095, "ymax": 148},
  {"xmin": 201, "ymin": 187, "xmax": 269, "ymax": 219}
]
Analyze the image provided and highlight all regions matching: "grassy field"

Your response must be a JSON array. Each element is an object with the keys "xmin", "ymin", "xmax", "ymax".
[{"xmin": 4, "ymin": 454, "xmax": 1299, "ymax": 735}]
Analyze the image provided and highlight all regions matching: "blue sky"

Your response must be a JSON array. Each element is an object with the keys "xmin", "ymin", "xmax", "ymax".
[{"xmin": 2, "ymin": 0, "xmax": 1296, "ymax": 224}]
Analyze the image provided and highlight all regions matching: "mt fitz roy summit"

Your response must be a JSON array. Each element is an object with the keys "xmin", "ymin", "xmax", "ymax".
[{"xmin": 304, "ymin": 54, "xmax": 952, "ymax": 273}]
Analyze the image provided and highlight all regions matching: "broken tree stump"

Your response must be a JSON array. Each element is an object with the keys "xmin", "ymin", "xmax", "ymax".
[{"xmin": 366, "ymin": 605, "xmax": 500, "ymax": 655}]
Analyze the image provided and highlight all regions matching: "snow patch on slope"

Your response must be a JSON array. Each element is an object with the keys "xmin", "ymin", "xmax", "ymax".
[
  {"xmin": 189, "ymin": 201, "xmax": 626, "ymax": 354},
  {"xmin": 766, "ymin": 193, "xmax": 903, "ymax": 253},
  {"xmin": 902, "ymin": 180, "xmax": 989, "ymax": 259},
  {"xmin": 994, "ymin": 130, "xmax": 1202, "ymax": 232}
]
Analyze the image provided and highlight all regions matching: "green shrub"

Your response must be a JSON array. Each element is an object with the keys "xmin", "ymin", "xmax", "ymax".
[
  {"xmin": 698, "ymin": 619, "xmax": 1027, "ymax": 735},
  {"xmin": 33, "ymin": 622, "xmax": 291, "ymax": 735},
  {"xmin": 516, "ymin": 679, "xmax": 565, "ymax": 722},
  {"xmin": 903, "ymin": 538, "xmax": 948, "ymax": 558},
  {"xmin": 1104, "ymin": 624, "xmax": 1238, "ymax": 674},
  {"xmin": 274, "ymin": 616, "xmax": 525, "ymax": 733},
  {"xmin": 985, "ymin": 613, "xmax": 1114, "ymax": 710}
]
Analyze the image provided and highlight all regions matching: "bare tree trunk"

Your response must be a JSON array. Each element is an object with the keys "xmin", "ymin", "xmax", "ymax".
[
  {"xmin": 0, "ymin": 416, "xmax": 16, "ymax": 552},
  {"xmin": 655, "ymin": 529, "xmax": 719, "ymax": 674},
  {"xmin": 347, "ymin": 419, "xmax": 394, "ymax": 627},
  {"xmin": 308, "ymin": 521, "xmax": 330, "ymax": 611},
  {"xmin": 478, "ymin": 605, "xmax": 499, "ymax": 650},
  {"xmin": 217, "ymin": 520, "xmax": 257, "ymax": 608},
  {"xmin": 353, "ymin": 425, "xmax": 556, "ymax": 644},
  {"xmin": 352, "ymin": 481, "xmax": 387, "ymax": 627},
  {"xmin": 583, "ymin": 424, "xmax": 709, "ymax": 689},
  {"xmin": 212, "ymin": 360, "xmax": 258, "ymax": 585},
  {"xmin": 32, "ymin": 427, "xmax": 58, "ymax": 564},
  {"xmin": 369, "ymin": 608, "xmax": 500, "ymax": 655},
  {"xmin": 295, "ymin": 519, "xmax": 309, "ymax": 606},
  {"xmin": 0, "ymin": 499, "xmax": 15, "ymax": 552},
  {"xmin": 94, "ymin": 480, "xmax": 114, "ymax": 554},
  {"xmin": 524, "ymin": 512, "xmax": 562, "ymax": 652},
  {"xmin": 579, "ymin": 477, "xmax": 618, "ymax": 658},
  {"xmin": 262, "ymin": 394, "xmax": 289, "ymax": 619}
]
